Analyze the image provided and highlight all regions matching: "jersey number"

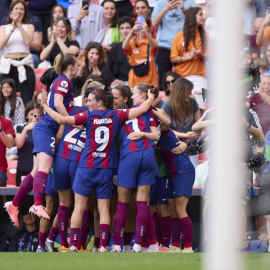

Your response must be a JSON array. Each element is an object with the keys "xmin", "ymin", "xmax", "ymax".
[
  {"xmin": 64, "ymin": 128, "xmax": 86, "ymax": 148},
  {"xmin": 125, "ymin": 118, "xmax": 141, "ymax": 132},
  {"xmin": 95, "ymin": 126, "xmax": 109, "ymax": 151}
]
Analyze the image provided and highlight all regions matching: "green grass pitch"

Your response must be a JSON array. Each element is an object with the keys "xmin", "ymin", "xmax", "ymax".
[{"xmin": 0, "ymin": 253, "xmax": 270, "ymax": 270}]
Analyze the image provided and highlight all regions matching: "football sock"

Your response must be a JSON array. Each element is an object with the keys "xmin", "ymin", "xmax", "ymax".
[
  {"xmin": 58, "ymin": 205, "xmax": 70, "ymax": 248},
  {"xmin": 147, "ymin": 207, "xmax": 157, "ymax": 245},
  {"xmin": 160, "ymin": 215, "xmax": 172, "ymax": 248},
  {"xmin": 99, "ymin": 224, "xmax": 110, "ymax": 248},
  {"xmin": 33, "ymin": 171, "xmax": 48, "ymax": 206},
  {"xmin": 38, "ymin": 231, "xmax": 48, "ymax": 247},
  {"xmin": 113, "ymin": 201, "xmax": 129, "ymax": 245},
  {"xmin": 13, "ymin": 173, "xmax": 34, "ymax": 207},
  {"xmin": 135, "ymin": 201, "xmax": 148, "ymax": 245},
  {"xmin": 70, "ymin": 228, "xmax": 80, "ymax": 248},
  {"xmin": 48, "ymin": 226, "xmax": 59, "ymax": 242},
  {"xmin": 78, "ymin": 210, "xmax": 90, "ymax": 250},
  {"xmin": 179, "ymin": 216, "xmax": 193, "ymax": 249},
  {"xmin": 171, "ymin": 217, "xmax": 181, "ymax": 248}
]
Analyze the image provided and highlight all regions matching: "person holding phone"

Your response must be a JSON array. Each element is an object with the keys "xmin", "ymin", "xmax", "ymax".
[
  {"xmin": 122, "ymin": 16, "xmax": 158, "ymax": 88},
  {"xmin": 14, "ymin": 100, "xmax": 40, "ymax": 186},
  {"xmin": 68, "ymin": 0, "xmax": 105, "ymax": 51},
  {"xmin": 151, "ymin": 0, "xmax": 196, "ymax": 90}
]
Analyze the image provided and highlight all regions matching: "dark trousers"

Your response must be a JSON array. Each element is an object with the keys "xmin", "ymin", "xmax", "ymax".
[
  {"xmin": 115, "ymin": 0, "xmax": 133, "ymax": 17},
  {"xmin": 156, "ymin": 47, "xmax": 173, "ymax": 90},
  {"xmin": 0, "ymin": 65, "xmax": 36, "ymax": 104},
  {"xmin": 16, "ymin": 169, "xmax": 31, "ymax": 187}
]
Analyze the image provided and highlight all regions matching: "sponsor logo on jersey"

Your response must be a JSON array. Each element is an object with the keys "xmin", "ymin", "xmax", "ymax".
[
  {"xmin": 68, "ymin": 144, "xmax": 82, "ymax": 152},
  {"xmin": 93, "ymin": 118, "xmax": 112, "ymax": 125},
  {"xmin": 92, "ymin": 152, "xmax": 106, "ymax": 158},
  {"xmin": 61, "ymin": 80, "xmax": 68, "ymax": 88}
]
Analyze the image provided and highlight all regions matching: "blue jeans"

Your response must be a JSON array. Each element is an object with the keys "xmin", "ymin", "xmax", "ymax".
[{"xmin": 0, "ymin": 171, "xmax": 7, "ymax": 186}]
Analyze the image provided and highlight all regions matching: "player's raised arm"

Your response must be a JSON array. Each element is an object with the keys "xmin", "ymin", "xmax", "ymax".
[
  {"xmin": 128, "ymin": 89, "xmax": 155, "ymax": 120},
  {"xmin": 41, "ymin": 90, "xmax": 76, "ymax": 126}
]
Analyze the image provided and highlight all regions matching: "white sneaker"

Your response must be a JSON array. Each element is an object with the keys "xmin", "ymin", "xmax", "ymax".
[
  {"xmin": 110, "ymin": 245, "xmax": 121, "ymax": 252},
  {"xmin": 132, "ymin": 244, "xmax": 141, "ymax": 253},
  {"xmin": 182, "ymin": 247, "xmax": 194, "ymax": 253},
  {"xmin": 98, "ymin": 246, "xmax": 107, "ymax": 253},
  {"xmin": 69, "ymin": 245, "xmax": 78, "ymax": 252},
  {"xmin": 167, "ymin": 246, "xmax": 182, "ymax": 253}
]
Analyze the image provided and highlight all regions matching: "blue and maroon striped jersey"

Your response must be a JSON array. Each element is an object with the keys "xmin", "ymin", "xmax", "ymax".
[
  {"xmin": 74, "ymin": 109, "xmax": 130, "ymax": 168},
  {"xmin": 158, "ymin": 129, "xmax": 194, "ymax": 179},
  {"xmin": 41, "ymin": 74, "xmax": 74, "ymax": 133},
  {"xmin": 55, "ymin": 106, "xmax": 88, "ymax": 162},
  {"xmin": 119, "ymin": 106, "xmax": 158, "ymax": 159}
]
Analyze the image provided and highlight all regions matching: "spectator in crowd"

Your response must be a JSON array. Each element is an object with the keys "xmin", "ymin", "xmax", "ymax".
[
  {"xmin": 133, "ymin": 0, "xmax": 157, "ymax": 38},
  {"xmin": 170, "ymin": 7, "xmax": 208, "ymax": 110},
  {"xmin": 254, "ymin": 58, "xmax": 268, "ymax": 74},
  {"xmin": 47, "ymin": 4, "xmax": 67, "ymax": 42},
  {"xmin": 256, "ymin": 7, "xmax": 270, "ymax": 47},
  {"xmin": 170, "ymin": 7, "xmax": 208, "ymax": 79},
  {"xmin": 0, "ymin": 0, "xmax": 35, "ymax": 105},
  {"xmin": 245, "ymin": 17, "xmax": 264, "ymax": 60},
  {"xmin": 162, "ymin": 77, "xmax": 201, "ymax": 167},
  {"xmin": 27, "ymin": 0, "xmax": 57, "ymax": 45},
  {"xmin": 74, "ymin": 78, "xmax": 104, "ymax": 106},
  {"xmin": 0, "ymin": 0, "xmax": 11, "ymax": 23},
  {"xmin": 0, "ymin": 78, "xmax": 25, "ymax": 126},
  {"xmin": 255, "ymin": 0, "xmax": 267, "ymax": 17},
  {"xmin": 68, "ymin": 0, "xmax": 105, "ymax": 51},
  {"xmin": 8, "ymin": 204, "xmax": 39, "ymax": 252},
  {"xmin": 152, "ymin": 0, "xmax": 196, "ymax": 90},
  {"xmin": 0, "ymin": 232, "xmax": 9, "ymax": 251},
  {"xmin": 0, "ymin": 97, "xmax": 15, "ymax": 186},
  {"xmin": 123, "ymin": 16, "xmax": 158, "ymax": 88},
  {"xmin": 73, "ymin": 42, "xmax": 112, "ymax": 95},
  {"xmin": 101, "ymin": 0, "xmax": 122, "ymax": 53},
  {"xmin": 40, "ymin": 17, "xmax": 80, "ymax": 65},
  {"xmin": 14, "ymin": 100, "xmax": 40, "ymax": 186},
  {"xmin": 162, "ymin": 71, "xmax": 181, "ymax": 102},
  {"xmin": 107, "ymin": 16, "xmax": 134, "ymax": 87},
  {"xmin": 0, "ymin": 0, "xmax": 43, "ymax": 68},
  {"xmin": 246, "ymin": 74, "xmax": 270, "ymax": 135},
  {"xmin": 262, "ymin": 42, "xmax": 270, "ymax": 73}
]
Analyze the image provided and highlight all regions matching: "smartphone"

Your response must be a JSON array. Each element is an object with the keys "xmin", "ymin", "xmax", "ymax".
[
  {"xmin": 135, "ymin": 16, "xmax": 145, "ymax": 33},
  {"xmin": 268, "ymin": 7, "xmax": 270, "ymax": 15},
  {"xmin": 33, "ymin": 114, "xmax": 39, "ymax": 121},
  {"xmin": 82, "ymin": 1, "xmax": 89, "ymax": 8}
]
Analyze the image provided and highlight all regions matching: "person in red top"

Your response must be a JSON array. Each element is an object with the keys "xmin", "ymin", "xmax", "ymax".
[
  {"xmin": 170, "ymin": 7, "xmax": 208, "ymax": 78},
  {"xmin": 0, "ymin": 98, "xmax": 15, "ymax": 186}
]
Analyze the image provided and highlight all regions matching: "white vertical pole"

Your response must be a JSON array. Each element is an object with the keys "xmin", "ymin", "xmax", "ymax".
[{"xmin": 204, "ymin": 0, "xmax": 245, "ymax": 270}]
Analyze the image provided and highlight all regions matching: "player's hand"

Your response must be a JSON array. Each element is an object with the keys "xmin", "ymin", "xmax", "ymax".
[
  {"xmin": 127, "ymin": 132, "xmax": 144, "ymax": 140},
  {"xmin": 164, "ymin": 0, "xmax": 178, "ymax": 12},
  {"xmin": 147, "ymin": 89, "xmax": 155, "ymax": 100},
  {"xmin": 41, "ymin": 89, "xmax": 48, "ymax": 106},
  {"xmin": 171, "ymin": 141, "xmax": 187, "ymax": 154}
]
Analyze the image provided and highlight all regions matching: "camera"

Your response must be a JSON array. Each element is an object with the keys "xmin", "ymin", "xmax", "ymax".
[
  {"xmin": 33, "ymin": 114, "xmax": 39, "ymax": 121},
  {"xmin": 247, "ymin": 153, "xmax": 269, "ymax": 173}
]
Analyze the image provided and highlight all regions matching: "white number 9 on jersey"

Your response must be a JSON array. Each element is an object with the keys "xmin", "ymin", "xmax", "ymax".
[{"xmin": 95, "ymin": 126, "xmax": 109, "ymax": 151}]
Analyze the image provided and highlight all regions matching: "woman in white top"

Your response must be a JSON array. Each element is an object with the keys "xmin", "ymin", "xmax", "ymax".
[
  {"xmin": 0, "ymin": 0, "xmax": 35, "ymax": 105},
  {"xmin": 0, "ymin": 78, "xmax": 25, "ymax": 126}
]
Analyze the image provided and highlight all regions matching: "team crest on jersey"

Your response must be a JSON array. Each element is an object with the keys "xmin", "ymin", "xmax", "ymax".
[
  {"xmin": 69, "ymin": 101, "xmax": 74, "ymax": 107},
  {"xmin": 133, "ymin": 48, "xmax": 139, "ymax": 54},
  {"xmin": 79, "ymin": 113, "xmax": 83, "ymax": 116},
  {"xmin": 61, "ymin": 81, "xmax": 68, "ymax": 88}
]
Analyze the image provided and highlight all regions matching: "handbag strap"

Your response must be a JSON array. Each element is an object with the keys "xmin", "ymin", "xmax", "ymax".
[{"xmin": 146, "ymin": 44, "xmax": 150, "ymax": 64}]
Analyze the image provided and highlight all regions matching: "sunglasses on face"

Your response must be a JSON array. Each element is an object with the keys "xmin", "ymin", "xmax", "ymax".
[{"xmin": 166, "ymin": 79, "xmax": 176, "ymax": 86}]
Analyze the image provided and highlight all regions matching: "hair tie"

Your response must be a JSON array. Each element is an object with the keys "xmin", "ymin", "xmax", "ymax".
[{"xmin": 95, "ymin": 90, "xmax": 107, "ymax": 105}]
